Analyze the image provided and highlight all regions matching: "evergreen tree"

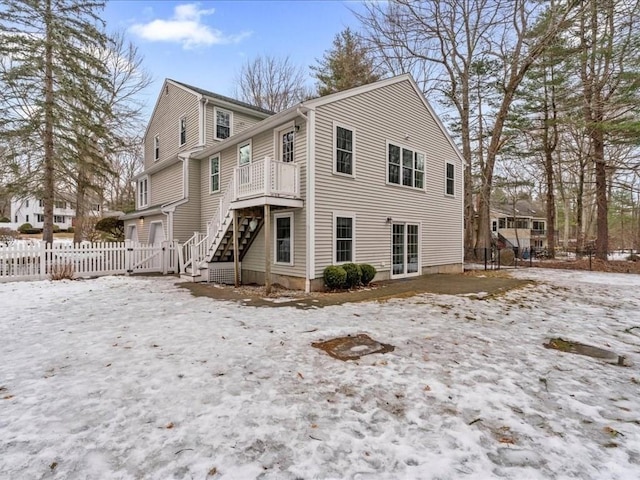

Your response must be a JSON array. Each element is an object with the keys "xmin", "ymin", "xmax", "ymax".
[
  {"xmin": 0, "ymin": 0, "xmax": 111, "ymax": 243},
  {"xmin": 311, "ymin": 28, "xmax": 382, "ymax": 96}
]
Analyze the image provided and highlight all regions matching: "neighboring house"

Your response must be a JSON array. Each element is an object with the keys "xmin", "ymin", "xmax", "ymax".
[
  {"xmin": 122, "ymin": 74, "xmax": 464, "ymax": 291},
  {"xmin": 10, "ymin": 196, "xmax": 103, "ymax": 230},
  {"xmin": 491, "ymin": 200, "xmax": 548, "ymax": 251}
]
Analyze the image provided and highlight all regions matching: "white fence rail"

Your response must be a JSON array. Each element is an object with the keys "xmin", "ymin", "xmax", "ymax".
[{"xmin": 0, "ymin": 240, "xmax": 177, "ymax": 282}]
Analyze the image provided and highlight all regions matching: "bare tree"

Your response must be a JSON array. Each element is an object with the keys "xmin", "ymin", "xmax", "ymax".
[
  {"xmin": 235, "ymin": 55, "xmax": 309, "ymax": 112},
  {"xmin": 358, "ymin": 0, "xmax": 581, "ymax": 255}
]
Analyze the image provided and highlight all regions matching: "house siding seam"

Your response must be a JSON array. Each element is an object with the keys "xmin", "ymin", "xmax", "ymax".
[{"xmin": 313, "ymin": 79, "xmax": 463, "ymax": 278}]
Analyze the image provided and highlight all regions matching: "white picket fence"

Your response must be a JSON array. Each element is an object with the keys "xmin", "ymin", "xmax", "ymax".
[{"xmin": 0, "ymin": 240, "xmax": 178, "ymax": 282}]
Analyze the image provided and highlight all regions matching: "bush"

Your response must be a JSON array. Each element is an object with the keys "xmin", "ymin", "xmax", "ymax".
[
  {"xmin": 0, "ymin": 216, "xmax": 9, "ymax": 223},
  {"xmin": 499, "ymin": 248, "xmax": 515, "ymax": 266},
  {"xmin": 95, "ymin": 216, "xmax": 124, "ymax": 241},
  {"xmin": 67, "ymin": 227, "xmax": 75, "ymax": 233},
  {"xmin": 0, "ymin": 227, "xmax": 19, "ymax": 244},
  {"xmin": 53, "ymin": 224, "xmax": 61, "ymax": 233},
  {"xmin": 18, "ymin": 222, "xmax": 33, "ymax": 233},
  {"xmin": 342, "ymin": 263, "xmax": 362, "ymax": 289},
  {"xmin": 50, "ymin": 262, "xmax": 75, "ymax": 280},
  {"xmin": 323, "ymin": 265, "xmax": 347, "ymax": 290},
  {"xmin": 627, "ymin": 253, "xmax": 639, "ymax": 262},
  {"xmin": 360, "ymin": 263, "xmax": 377, "ymax": 285}
]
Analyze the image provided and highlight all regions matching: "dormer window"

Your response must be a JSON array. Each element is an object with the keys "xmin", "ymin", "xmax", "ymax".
[
  {"xmin": 154, "ymin": 135, "xmax": 160, "ymax": 161},
  {"xmin": 215, "ymin": 108, "xmax": 231, "ymax": 140},
  {"xmin": 179, "ymin": 116, "xmax": 186, "ymax": 146}
]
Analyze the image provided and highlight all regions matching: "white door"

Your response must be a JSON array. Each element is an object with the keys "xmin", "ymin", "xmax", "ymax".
[
  {"xmin": 128, "ymin": 225, "xmax": 138, "ymax": 242},
  {"xmin": 148, "ymin": 222, "xmax": 165, "ymax": 245},
  {"xmin": 277, "ymin": 128, "xmax": 296, "ymax": 194},
  {"xmin": 391, "ymin": 223, "xmax": 420, "ymax": 278}
]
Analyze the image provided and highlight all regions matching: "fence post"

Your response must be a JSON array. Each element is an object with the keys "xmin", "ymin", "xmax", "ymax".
[
  {"xmin": 125, "ymin": 239, "xmax": 132, "ymax": 275},
  {"xmin": 40, "ymin": 241, "xmax": 46, "ymax": 280},
  {"xmin": 162, "ymin": 240, "xmax": 169, "ymax": 275}
]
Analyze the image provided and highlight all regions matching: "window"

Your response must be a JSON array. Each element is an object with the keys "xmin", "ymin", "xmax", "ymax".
[
  {"xmin": 54, "ymin": 215, "xmax": 65, "ymax": 223},
  {"xmin": 36, "ymin": 214, "xmax": 44, "ymax": 222},
  {"xmin": 274, "ymin": 213, "xmax": 293, "ymax": 265},
  {"xmin": 499, "ymin": 218, "xmax": 506, "ymax": 229},
  {"xmin": 154, "ymin": 135, "xmax": 160, "ymax": 160},
  {"xmin": 281, "ymin": 129, "xmax": 295, "ymax": 163},
  {"xmin": 138, "ymin": 177, "xmax": 148, "ymax": 208},
  {"xmin": 38, "ymin": 199, "xmax": 44, "ymax": 207},
  {"xmin": 54, "ymin": 200, "xmax": 66, "ymax": 209},
  {"xmin": 93, "ymin": 204, "xmax": 101, "ymax": 212},
  {"xmin": 238, "ymin": 141, "xmax": 251, "ymax": 166},
  {"xmin": 492, "ymin": 221, "xmax": 497, "ymax": 232},
  {"xmin": 334, "ymin": 124, "xmax": 354, "ymax": 176},
  {"xmin": 179, "ymin": 116, "xmax": 187, "ymax": 146},
  {"xmin": 210, "ymin": 155, "xmax": 220, "ymax": 193},
  {"xmin": 14, "ymin": 215, "xmax": 17, "ymax": 223},
  {"xmin": 446, "ymin": 162, "xmax": 455, "ymax": 196},
  {"xmin": 25, "ymin": 200, "xmax": 29, "ymax": 207},
  {"xmin": 26, "ymin": 215, "xmax": 29, "ymax": 222},
  {"xmin": 334, "ymin": 213, "xmax": 355, "ymax": 263},
  {"xmin": 215, "ymin": 108, "xmax": 231, "ymax": 140},
  {"xmin": 388, "ymin": 143, "xmax": 424, "ymax": 189}
]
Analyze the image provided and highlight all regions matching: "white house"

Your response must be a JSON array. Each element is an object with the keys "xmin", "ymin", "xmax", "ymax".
[{"xmin": 10, "ymin": 196, "xmax": 102, "ymax": 230}]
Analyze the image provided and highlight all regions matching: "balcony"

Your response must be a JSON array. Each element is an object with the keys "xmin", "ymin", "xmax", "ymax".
[
  {"xmin": 531, "ymin": 229, "xmax": 547, "ymax": 236},
  {"xmin": 232, "ymin": 157, "xmax": 303, "ymax": 209}
]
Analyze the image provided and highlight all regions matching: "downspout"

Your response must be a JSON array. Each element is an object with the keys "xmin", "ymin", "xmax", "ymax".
[
  {"xmin": 199, "ymin": 97, "xmax": 209, "ymax": 146},
  {"xmin": 305, "ymin": 107, "xmax": 316, "ymax": 293}
]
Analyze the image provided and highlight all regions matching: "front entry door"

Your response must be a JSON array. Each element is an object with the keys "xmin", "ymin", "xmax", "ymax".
[{"xmin": 391, "ymin": 223, "xmax": 420, "ymax": 278}]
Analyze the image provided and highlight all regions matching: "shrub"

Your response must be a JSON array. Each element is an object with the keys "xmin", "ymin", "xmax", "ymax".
[
  {"xmin": 360, "ymin": 263, "xmax": 377, "ymax": 285},
  {"xmin": 0, "ymin": 216, "xmax": 9, "ymax": 223},
  {"xmin": 499, "ymin": 248, "xmax": 515, "ymax": 266},
  {"xmin": 342, "ymin": 263, "xmax": 362, "ymax": 289},
  {"xmin": 50, "ymin": 262, "xmax": 75, "ymax": 280},
  {"xmin": 627, "ymin": 253, "xmax": 639, "ymax": 262},
  {"xmin": 0, "ymin": 227, "xmax": 19, "ymax": 245},
  {"xmin": 95, "ymin": 216, "xmax": 124, "ymax": 241},
  {"xmin": 323, "ymin": 265, "xmax": 347, "ymax": 290},
  {"xmin": 52, "ymin": 224, "xmax": 61, "ymax": 233},
  {"xmin": 67, "ymin": 227, "xmax": 75, "ymax": 233},
  {"xmin": 18, "ymin": 222, "xmax": 33, "ymax": 233}
]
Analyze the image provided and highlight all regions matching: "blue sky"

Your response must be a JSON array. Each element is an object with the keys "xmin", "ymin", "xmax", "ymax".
[{"xmin": 104, "ymin": 1, "xmax": 365, "ymax": 118}]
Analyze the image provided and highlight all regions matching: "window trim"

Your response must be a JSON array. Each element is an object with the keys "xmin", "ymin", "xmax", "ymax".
[
  {"xmin": 274, "ymin": 121, "xmax": 296, "ymax": 163},
  {"xmin": 237, "ymin": 139, "xmax": 252, "ymax": 166},
  {"xmin": 332, "ymin": 121, "xmax": 356, "ymax": 178},
  {"xmin": 386, "ymin": 141, "xmax": 426, "ymax": 191},
  {"xmin": 209, "ymin": 155, "xmax": 220, "ymax": 194},
  {"xmin": 153, "ymin": 134, "xmax": 160, "ymax": 161},
  {"xmin": 274, "ymin": 211, "xmax": 294, "ymax": 266},
  {"xmin": 179, "ymin": 115, "xmax": 187, "ymax": 147},
  {"xmin": 137, "ymin": 175, "xmax": 149, "ymax": 209},
  {"xmin": 214, "ymin": 107, "xmax": 233, "ymax": 141},
  {"xmin": 332, "ymin": 211, "xmax": 356, "ymax": 264},
  {"xmin": 445, "ymin": 162, "xmax": 455, "ymax": 197}
]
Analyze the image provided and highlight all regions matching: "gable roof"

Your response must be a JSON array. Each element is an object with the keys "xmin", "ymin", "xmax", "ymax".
[
  {"xmin": 168, "ymin": 79, "xmax": 274, "ymax": 116},
  {"xmin": 192, "ymin": 73, "xmax": 465, "ymax": 164},
  {"xmin": 492, "ymin": 199, "xmax": 545, "ymax": 218}
]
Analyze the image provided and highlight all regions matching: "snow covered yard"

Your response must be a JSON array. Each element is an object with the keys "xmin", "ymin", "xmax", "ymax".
[{"xmin": 1, "ymin": 270, "xmax": 640, "ymax": 480}]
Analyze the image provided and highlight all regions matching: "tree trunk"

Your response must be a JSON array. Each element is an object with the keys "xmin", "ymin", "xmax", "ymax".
[
  {"xmin": 42, "ymin": 0, "xmax": 55, "ymax": 244},
  {"xmin": 593, "ymin": 126, "xmax": 608, "ymax": 259}
]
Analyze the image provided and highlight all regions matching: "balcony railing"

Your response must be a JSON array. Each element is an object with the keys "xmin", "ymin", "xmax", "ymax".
[
  {"xmin": 234, "ymin": 157, "xmax": 300, "ymax": 201},
  {"xmin": 531, "ymin": 229, "xmax": 547, "ymax": 236}
]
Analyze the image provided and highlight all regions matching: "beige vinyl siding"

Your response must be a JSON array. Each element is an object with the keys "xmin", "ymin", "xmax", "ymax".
[
  {"xmin": 205, "ymin": 103, "xmax": 264, "ymax": 145},
  {"xmin": 172, "ymin": 159, "xmax": 202, "ymax": 242},
  {"xmin": 125, "ymin": 214, "xmax": 165, "ymax": 244},
  {"xmin": 313, "ymin": 79, "xmax": 463, "ymax": 278},
  {"xmin": 150, "ymin": 162, "xmax": 183, "ymax": 206},
  {"xmin": 201, "ymin": 121, "xmax": 308, "ymax": 278},
  {"xmin": 144, "ymin": 82, "xmax": 199, "ymax": 168}
]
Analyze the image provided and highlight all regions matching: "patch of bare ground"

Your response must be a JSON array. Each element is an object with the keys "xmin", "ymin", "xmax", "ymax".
[{"xmin": 537, "ymin": 258, "xmax": 640, "ymax": 274}]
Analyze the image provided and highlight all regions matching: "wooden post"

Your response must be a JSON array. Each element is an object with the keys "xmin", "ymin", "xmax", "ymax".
[
  {"xmin": 264, "ymin": 204, "xmax": 272, "ymax": 295},
  {"xmin": 233, "ymin": 209, "xmax": 240, "ymax": 287}
]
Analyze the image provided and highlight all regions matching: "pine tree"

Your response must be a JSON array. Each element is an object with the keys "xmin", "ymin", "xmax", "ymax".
[
  {"xmin": 311, "ymin": 28, "xmax": 382, "ymax": 96},
  {"xmin": 0, "ymin": 0, "xmax": 110, "ymax": 243}
]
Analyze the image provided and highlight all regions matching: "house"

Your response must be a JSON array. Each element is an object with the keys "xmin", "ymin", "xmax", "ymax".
[
  {"xmin": 10, "ymin": 196, "xmax": 103, "ymax": 230},
  {"xmin": 122, "ymin": 74, "xmax": 464, "ymax": 291},
  {"xmin": 491, "ymin": 199, "xmax": 548, "ymax": 252}
]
